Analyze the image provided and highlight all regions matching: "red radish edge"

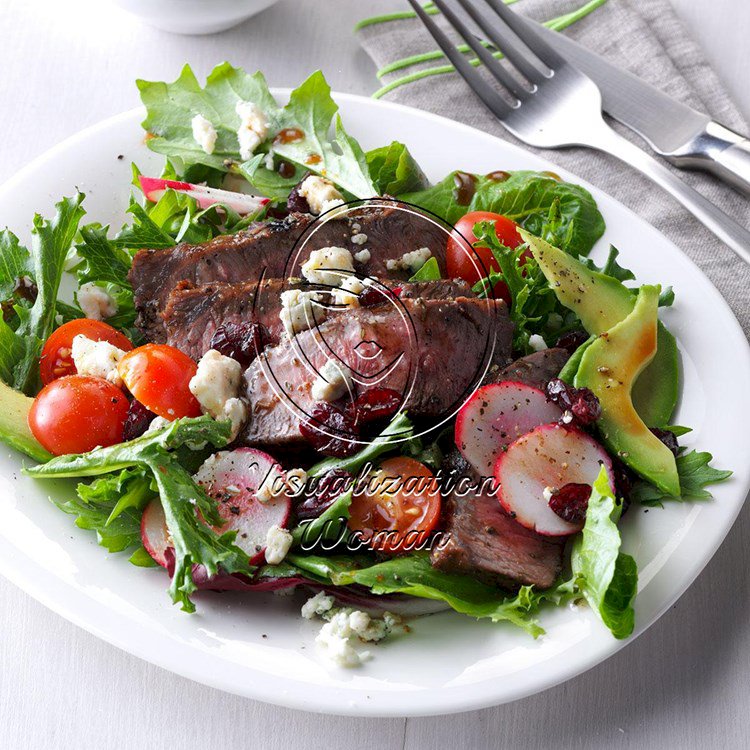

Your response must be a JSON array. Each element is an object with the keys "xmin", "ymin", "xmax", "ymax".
[
  {"xmin": 141, "ymin": 498, "xmax": 170, "ymax": 568},
  {"xmin": 138, "ymin": 176, "xmax": 270, "ymax": 215},
  {"xmin": 494, "ymin": 422, "xmax": 615, "ymax": 537},
  {"xmin": 141, "ymin": 448, "xmax": 292, "ymax": 568},
  {"xmin": 455, "ymin": 381, "xmax": 563, "ymax": 478}
]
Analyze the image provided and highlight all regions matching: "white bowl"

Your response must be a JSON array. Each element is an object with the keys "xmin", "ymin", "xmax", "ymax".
[{"xmin": 110, "ymin": 0, "xmax": 280, "ymax": 35}]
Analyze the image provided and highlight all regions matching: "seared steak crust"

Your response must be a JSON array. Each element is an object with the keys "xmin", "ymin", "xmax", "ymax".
[
  {"xmin": 130, "ymin": 202, "xmax": 449, "ymax": 342},
  {"xmin": 162, "ymin": 277, "xmax": 479, "ymax": 361},
  {"xmin": 491, "ymin": 347, "xmax": 570, "ymax": 389},
  {"xmin": 431, "ymin": 462, "xmax": 564, "ymax": 590},
  {"xmin": 241, "ymin": 297, "xmax": 512, "ymax": 448}
]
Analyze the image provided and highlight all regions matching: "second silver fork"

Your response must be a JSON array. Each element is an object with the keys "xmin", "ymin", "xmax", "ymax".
[{"xmin": 408, "ymin": 0, "xmax": 750, "ymax": 265}]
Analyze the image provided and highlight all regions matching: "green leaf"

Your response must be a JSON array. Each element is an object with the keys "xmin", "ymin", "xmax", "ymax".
[
  {"xmin": 298, "ymin": 552, "xmax": 564, "ymax": 636},
  {"xmin": 272, "ymin": 72, "xmax": 376, "ymax": 198},
  {"xmin": 139, "ymin": 65, "xmax": 376, "ymax": 198},
  {"xmin": 0, "ymin": 229, "xmax": 31, "ymax": 301},
  {"xmin": 401, "ymin": 170, "xmax": 605, "ymax": 257},
  {"xmin": 366, "ymin": 141, "xmax": 428, "ymax": 195},
  {"xmin": 25, "ymin": 416, "xmax": 253, "ymax": 612},
  {"xmin": 52, "ymin": 467, "xmax": 153, "ymax": 553},
  {"xmin": 307, "ymin": 412, "xmax": 414, "ymax": 477},
  {"xmin": 292, "ymin": 489, "xmax": 354, "ymax": 547},
  {"xmin": 631, "ymin": 450, "xmax": 732, "ymax": 506},
  {"xmin": 0, "ymin": 194, "xmax": 86, "ymax": 395},
  {"xmin": 570, "ymin": 468, "xmax": 638, "ymax": 639},
  {"xmin": 408, "ymin": 256, "xmax": 441, "ymax": 282}
]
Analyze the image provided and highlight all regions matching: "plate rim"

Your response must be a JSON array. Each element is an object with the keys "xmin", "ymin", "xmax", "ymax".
[{"xmin": 0, "ymin": 91, "xmax": 748, "ymax": 717}]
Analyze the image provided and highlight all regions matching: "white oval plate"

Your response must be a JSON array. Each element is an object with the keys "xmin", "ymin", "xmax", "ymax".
[{"xmin": 0, "ymin": 93, "xmax": 748, "ymax": 717}]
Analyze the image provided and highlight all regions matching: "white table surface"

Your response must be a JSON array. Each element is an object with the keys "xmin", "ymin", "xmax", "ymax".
[{"xmin": 1, "ymin": 1, "xmax": 749, "ymax": 748}]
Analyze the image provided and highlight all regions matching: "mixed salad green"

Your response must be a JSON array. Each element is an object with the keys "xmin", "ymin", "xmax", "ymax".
[{"xmin": 0, "ymin": 66, "xmax": 731, "ymax": 643}]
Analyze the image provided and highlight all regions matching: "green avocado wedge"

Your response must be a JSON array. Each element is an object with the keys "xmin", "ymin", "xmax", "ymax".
[
  {"xmin": 0, "ymin": 379, "xmax": 51, "ymax": 463},
  {"xmin": 520, "ymin": 230, "xmax": 679, "ymax": 427},
  {"xmin": 575, "ymin": 286, "xmax": 680, "ymax": 496}
]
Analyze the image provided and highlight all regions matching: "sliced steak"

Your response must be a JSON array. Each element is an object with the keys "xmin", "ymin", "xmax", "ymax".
[
  {"xmin": 163, "ymin": 278, "xmax": 478, "ymax": 361},
  {"xmin": 130, "ymin": 201, "xmax": 448, "ymax": 342},
  {"xmin": 488, "ymin": 347, "xmax": 570, "ymax": 389},
  {"xmin": 431, "ymin": 460, "xmax": 564, "ymax": 590},
  {"xmin": 241, "ymin": 297, "xmax": 512, "ymax": 449},
  {"xmin": 162, "ymin": 278, "xmax": 285, "ymax": 361},
  {"xmin": 396, "ymin": 279, "xmax": 475, "ymax": 300}
]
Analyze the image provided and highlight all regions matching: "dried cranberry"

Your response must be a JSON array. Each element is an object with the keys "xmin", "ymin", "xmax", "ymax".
[
  {"xmin": 296, "ymin": 469, "xmax": 353, "ymax": 521},
  {"xmin": 122, "ymin": 399, "xmax": 156, "ymax": 441},
  {"xmin": 358, "ymin": 286, "xmax": 391, "ymax": 308},
  {"xmin": 286, "ymin": 173, "xmax": 312, "ymax": 213},
  {"xmin": 548, "ymin": 483, "xmax": 592, "ymax": 524},
  {"xmin": 210, "ymin": 321, "xmax": 266, "ymax": 368},
  {"xmin": 346, "ymin": 388, "xmax": 402, "ymax": 425},
  {"xmin": 650, "ymin": 427, "xmax": 680, "ymax": 456},
  {"xmin": 556, "ymin": 329, "xmax": 589, "ymax": 355},
  {"xmin": 546, "ymin": 378, "xmax": 601, "ymax": 426},
  {"xmin": 612, "ymin": 458, "xmax": 634, "ymax": 510},
  {"xmin": 299, "ymin": 402, "xmax": 359, "ymax": 457}
]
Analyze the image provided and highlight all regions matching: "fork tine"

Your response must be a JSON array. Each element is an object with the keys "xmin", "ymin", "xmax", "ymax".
[
  {"xmin": 429, "ymin": 0, "xmax": 526, "ymax": 99},
  {"xmin": 456, "ymin": 0, "xmax": 550, "ymax": 85},
  {"xmin": 406, "ymin": 0, "xmax": 512, "ymax": 118},
  {"xmin": 480, "ymin": 0, "xmax": 567, "ymax": 71}
]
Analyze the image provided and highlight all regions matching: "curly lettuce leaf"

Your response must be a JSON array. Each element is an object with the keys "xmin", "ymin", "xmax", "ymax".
[
  {"xmin": 25, "ymin": 416, "xmax": 253, "ymax": 612},
  {"xmin": 0, "ymin": 194, "xmax": 85, "ymax": 394},
  {"xmin": 570, "ymin": 468, "xmax": 638, "ymax": 639},
  {"xmin": 401, "ymin": 170, "xmax": 605, "ymax": 257},
  {"xmin": 53, "ymin": 467, "xmax": 154, "ymax": 554}
]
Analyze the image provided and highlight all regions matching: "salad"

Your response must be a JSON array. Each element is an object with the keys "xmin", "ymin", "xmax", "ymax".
[{"xmin": 0, "ymin": 65, "xmax": 731, "ymax": 667}]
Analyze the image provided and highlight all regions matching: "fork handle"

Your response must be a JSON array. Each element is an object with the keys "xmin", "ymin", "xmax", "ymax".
[
  {"xmin": 588, "ymin": 127, "xmax": 750, "ymax": 265},
  {"xmin": 666, "ymin": 122, "xmax": 750, "ymax": 196}
]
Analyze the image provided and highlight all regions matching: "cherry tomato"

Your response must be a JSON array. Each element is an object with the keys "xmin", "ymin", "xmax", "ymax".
[
  {"xmin": 118, "ymin": 344, "xmax": 201, "ymax": 419},
  {"xmin": 347, "ymin": 456, "xmax": 441, "ymax": 554},
  {"xmin": 28, "ymin": 376, "xmax": 129, "ymax": 455},
  {"xmin": 39, "ymin": 319, "xmax": 133, "ymax": 385},
  {"xmin": 446, "ymin": 211, "xmax": 526, "ymax": 305}
]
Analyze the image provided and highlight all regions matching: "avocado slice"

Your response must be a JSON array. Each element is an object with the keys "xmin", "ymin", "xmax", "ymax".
[
  {"xmin": 575, "ymin": 286, "xmax": 680, "ymax": 495},
  {"xmin": 521, "ymin": 230, "xmax": 678, "ymax": 426},
  {"xmin": 0, "ymin": 379, "xmax": 51, "ymax": 463}
]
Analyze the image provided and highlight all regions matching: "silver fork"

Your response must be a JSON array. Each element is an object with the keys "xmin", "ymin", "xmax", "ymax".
[{"xmin": 407, "ymin": 0, "xmax": 750, "ymax": 265}]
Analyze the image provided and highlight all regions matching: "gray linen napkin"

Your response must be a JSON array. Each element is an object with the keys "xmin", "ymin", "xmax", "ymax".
[{"xmin": 357, "ymin": 0, "xmax": 750, "ymax": 333}]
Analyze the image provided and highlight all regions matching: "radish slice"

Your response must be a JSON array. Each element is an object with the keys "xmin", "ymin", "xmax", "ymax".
[
  {"xmin": 140, "ymin": 448, "xmax": 292, "ymax": 567},
  {"xmin": 455, "ymin": 381, "xmax": 563, "ymax": 477},
  {"xmin": 494, "ymin": 423, "xmax": 615, "ymax": 536},
  {"xmin": 141, "ymin": 497, "xmax": 170, "ymax": 568},
  {"xmin": 138, "ymin": 176, "xmax": 269, "ymax": 215},
  {"xmin": 193, "ymin": 448, "xmax": 292, "ymax": 564}
]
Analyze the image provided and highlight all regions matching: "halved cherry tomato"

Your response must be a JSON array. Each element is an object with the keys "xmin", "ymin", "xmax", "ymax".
[
  {"xmin": 118, "ymin": 344, "xmax": 201, "ymax": 419},
  {"xmin": 446, "ymin": 211, "xmax": 527, "ymax": 305},
  {"xmin": 28, "ymin": 376, "xmax": 129, "ymax": 455},
  {"xmin": 39, "ymin": 319, "xmax": 133, "ymax": 385},
  {"xmin": 347, "ymin": 456, "xmax": 441, "ymax": 554}
]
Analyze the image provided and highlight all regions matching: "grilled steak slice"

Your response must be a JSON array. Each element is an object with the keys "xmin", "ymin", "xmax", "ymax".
[
  {"xmin": 396, "ymin": 279, "xmax": 475, "ymax": 300},
  {"xmin": 487, "ymin": 347, "xmax": 570, "ymax": 389},
  {"xmin": 163, "ymin": 278, "xmax": 478, "ymax": 361},
  {"xmin": 431, "ymin": 459, "xmax": 564, "ymax": 590},
  {"xmin": 130, "ymin": 201, "xmax": 448, "ymax": 342},
  {"xmin": 241, "ymin": 297, "xmax": 512, "ymax": 448},
  {"xmin": 162, "ymin": 278, "xmax": 285, "ymax": 361}
]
